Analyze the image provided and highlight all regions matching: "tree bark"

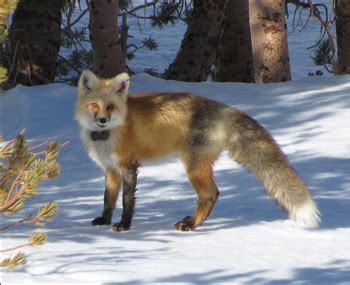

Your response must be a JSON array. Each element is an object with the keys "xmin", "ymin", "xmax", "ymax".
[
  {"xmin": 215, "ymin": 0, "xmax": 254, "ymax": 82},
  {"xmin": 249, "ymin": 0, "xmax": 291, "ymax": 83},
  {"xmin": 89, "ymin": 0, "xmax": 124, "ymax": 78},
  {"xmin": 6, "ymin": 0, "xmax": 64, "ymax": 87},
  {"xmin": 335, "ymin": 0, "xmax": 350, "ymax": 74},
  {"xmin": 163, "ymin": 0, "xmax": 227, "ymax": 82}
]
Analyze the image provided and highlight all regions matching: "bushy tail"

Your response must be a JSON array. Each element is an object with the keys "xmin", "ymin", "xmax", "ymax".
[{"xmin": 228, "ymin": 111, "xmax": 321, "ymax": 229}]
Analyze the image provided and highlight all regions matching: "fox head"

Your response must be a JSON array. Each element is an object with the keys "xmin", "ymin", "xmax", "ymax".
[{"xmin": 75, "ymin": 70, "xmax": 130, "ymax": 131}]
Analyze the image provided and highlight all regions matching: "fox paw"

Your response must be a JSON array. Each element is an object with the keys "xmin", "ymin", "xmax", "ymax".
[
  {"xmin": 174, "ymin": 216, "xmax": 195, "ymax": 231},
  {"xmin": 91, "ymin": 216, "xmax": 111, "ymax": 226},
  {"xmin": 112, "ymin": 222, "xmax": 130, "ymax": 232}
]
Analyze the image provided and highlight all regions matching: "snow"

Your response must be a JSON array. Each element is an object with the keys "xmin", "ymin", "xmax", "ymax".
[
  {"xmin": 2, "ymin": 73, "xmax": 350, "ymax": 284},
  {"xmin": 2, "ymin": 2, "xmax": 350, "ymax": 284}
]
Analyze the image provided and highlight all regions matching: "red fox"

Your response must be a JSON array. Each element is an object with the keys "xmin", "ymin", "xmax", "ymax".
[{"xmin": 75, "ymin": 70, "xmax": 321, "ymax": 231}]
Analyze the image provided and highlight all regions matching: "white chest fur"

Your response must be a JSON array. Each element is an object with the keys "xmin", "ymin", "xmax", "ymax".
[{"xmin": 81, "ymin": 131, "xmax": 119, "ymax": 170}]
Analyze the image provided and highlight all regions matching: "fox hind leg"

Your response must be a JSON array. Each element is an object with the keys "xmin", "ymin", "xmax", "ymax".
[{"xmin": 175, "ymin": 156, "xmax": 220, "ymax": 231}]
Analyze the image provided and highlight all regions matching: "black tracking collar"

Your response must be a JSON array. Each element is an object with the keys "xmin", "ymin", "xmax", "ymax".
[{"xmin": 90, "ymin": 130, "xmax": 110, "ymax": 141}]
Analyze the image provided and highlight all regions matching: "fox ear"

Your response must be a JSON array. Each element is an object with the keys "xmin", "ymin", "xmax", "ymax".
[
  {"xmin": 112, "ymin": 72, "xmax": 130, "ymax": 95},
  {"xmin": 78, "ymin": 70, "xmax": 99, "ymax": 92}
]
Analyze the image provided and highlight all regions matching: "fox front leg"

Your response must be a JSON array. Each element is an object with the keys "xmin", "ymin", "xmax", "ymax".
[
  {"xmin": 92, "ymin": 169, "xmax": 121, "ymax": 226},
  {"xmin": 112, "ymin": 160, "xmax": 139, "ymax": 232}
]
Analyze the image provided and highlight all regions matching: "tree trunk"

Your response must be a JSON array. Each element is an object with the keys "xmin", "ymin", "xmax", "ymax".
[
  {"xmin": 6, "ymin": 0, "xmax": 64, "ymax": 87},
  {"xmin": 215, "ymin": 0, "xmax": 254, "ymax": 82},
  {"xmin": 335, "ymin": 0, "xmax": 350, "ymax": 74},
  {"xmin": 249, "ymin": 0, "xmax": 291, "ymax": 83},
  {"xmin": 89, "ymin": 0, "xmax": 124, "ymax": 78},
  {"xmin": 163, "ymin": 0, "xmax": 227, "ymax": 82}
]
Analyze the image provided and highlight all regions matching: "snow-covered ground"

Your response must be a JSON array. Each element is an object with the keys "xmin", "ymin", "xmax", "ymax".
[
  {"xmin": 2, "ymin": 73, "xmax": 350, "ymax": 284},
  {"xmin": 2, "ymin": 1, "xmax": 350, "ymax": 284}
]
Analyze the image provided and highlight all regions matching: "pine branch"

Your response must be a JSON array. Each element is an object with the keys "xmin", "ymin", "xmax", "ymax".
[
  {"xmin": 0, "ymin": 215, "xmax": 33, "ymax": 232},
  {"xmin": 1, "ymin": 133, "xmax": 62, "ymax": 270},
  {"xmin": 3, "ymin": 170, "xmax": 22, "ymax": 205},
  {"xmin": 121, "ymin": 0, "xmax": 159, "ymax": 16},
  {"xmin": 0, "ymin": 232, "xmax": 47, "ymax": 253},
  {"xmin": 33, "ymin": 201, "xmax": 58, "ymax": 227},
  {"xmin": 0, "ymin": 242, "xmax": 31, "ymax": 253},
  {"xmin": 62, "ymin": 8, "xmax": 88, "ymax": 31},
  {"xmin": 0, "ymin": 252, "xmax": 26, "ymax": 270},
  {"xmin": 28, "ymin": 140, "xmax": 49, "ymax": 152},
  {"xmin": 0, "ymin": 201, "xmax": 58, "ymax": 231}
]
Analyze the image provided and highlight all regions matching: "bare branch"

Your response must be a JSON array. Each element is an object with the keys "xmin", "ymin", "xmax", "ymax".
[{"xmin": 287, "ymin": 0, "xmax": 336, "ymax": 65}]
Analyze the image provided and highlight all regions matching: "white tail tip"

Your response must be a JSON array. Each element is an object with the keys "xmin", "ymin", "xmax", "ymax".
[{"xmin": 290, "ymin": 200, "xmax": 321, "ymax": 229}]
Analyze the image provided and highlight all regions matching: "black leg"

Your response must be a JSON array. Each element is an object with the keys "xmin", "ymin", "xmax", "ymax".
[
  {"xmin": 92, "ymin": 170, "xmax": 121, "ymax": 226},
  {"xmin": 112, "ymin": 160, "xmax": 139, "ymax": 232},
  {"xmin": 91, "ymin": 190, "xmax": 113, "ymax": 225}
]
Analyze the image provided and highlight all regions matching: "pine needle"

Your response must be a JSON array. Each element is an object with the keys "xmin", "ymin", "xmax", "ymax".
[
  {"xmin": 29, "ymin": 232, "xmax": 47, "ymax": 246},
  {"xmin": 0, "ymin": 252, "xmax": 26, "ymax": 270}
]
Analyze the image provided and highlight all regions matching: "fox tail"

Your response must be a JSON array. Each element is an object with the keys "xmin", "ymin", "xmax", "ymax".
[{"xmin": 228, "ymin": 112, "xmax": 321, "ymax": 229}]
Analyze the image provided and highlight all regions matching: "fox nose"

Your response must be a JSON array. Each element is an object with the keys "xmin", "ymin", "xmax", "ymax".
[{"xmin": 99, "ymin": 118, "xmax": 107, "ymax": 124}]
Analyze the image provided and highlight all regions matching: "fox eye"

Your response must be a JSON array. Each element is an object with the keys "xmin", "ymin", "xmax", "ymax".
[
  {"xmin": 107, "ymin": 104, "xmax": 116, "ymax": 112},
  {"xmin": 88, "ymin": 102, "xmax": 99, "ymax": 112}
]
